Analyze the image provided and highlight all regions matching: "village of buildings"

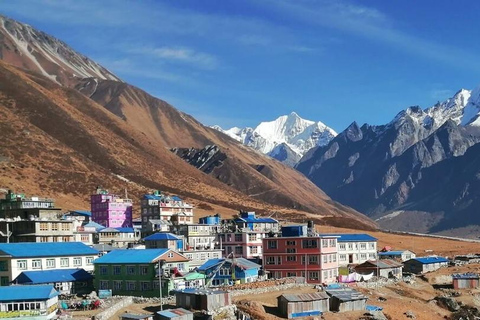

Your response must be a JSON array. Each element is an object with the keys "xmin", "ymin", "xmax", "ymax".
[{"xmin": 0, "ymin": 187, "xmax": 479, "ymax": 320}]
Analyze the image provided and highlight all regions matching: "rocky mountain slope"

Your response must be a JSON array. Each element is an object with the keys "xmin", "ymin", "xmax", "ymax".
[
  {"xmin": 297, "ymin": 89, "xmax": 480, "ymax": 235},
  {"xmin": 213, "ymin": 112, "xmax": 337, "ymax": 166},
  {"xmin": 0, "ymin": 15, "xmax": 375, "ymax": 230}
]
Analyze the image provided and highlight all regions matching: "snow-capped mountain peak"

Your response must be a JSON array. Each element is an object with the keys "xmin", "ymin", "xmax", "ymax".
[{"xmin": 212, "ymin": 112, "xmax": 337, "ymax": 165}]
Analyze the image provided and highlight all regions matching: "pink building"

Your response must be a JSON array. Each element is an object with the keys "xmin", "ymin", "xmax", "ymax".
[
  {"xmin": 262, "ymin": 234, "xmax": 339, "ymax": 284},
  {"xmin": 91, "ymin": 187, "xmax": 132, "ymax": 228}
]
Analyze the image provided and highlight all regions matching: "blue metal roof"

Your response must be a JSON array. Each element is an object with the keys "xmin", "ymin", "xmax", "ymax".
[
  {"xmin": 115, "ymin": 227, "xmax": 135, "ymax": 233},
  {"xmin": 143, "ymin": 194, "xmax": 162, "ymax": 200},
  {"xmin": 71, "ymin": 210, "xmax": 92, "ymax": 217},
  {"xmin": 234, "ymin": 217, "xmax": 278, "ymax": 223},
  {"xmin": 197, "ymin": 258, "xmax": 261, "ymax": 271},
  {"xmin": 411, "ymin": 257, "xmax": 449, "ymax": 264},
  {"xmin": 144, "ymin": 233, "xmax": 180, "ymax": 241},
  {"xmin": 171, "ymin": 196, "xmax": 182, "ymax": 201},
  {"xmin": 319, "ymin": 233, "xmax": 377, "ymax": 242},
  {"xmin": 0, "ymin": 285, "xmax": 58, "ymax": 302},
  {"xmin": 84, "ymin": 221, "xmax": 106, "ymax": 231},
  {"xmin": 378, "ymin": 251, "xmax": 405, "ymax": 256},
  {"xmin": 0, "ymin": 242, "xmax": 99, "ymax": 258},
  {"xmin": 93, "ymin": 249, "xmax": 169, "ymax": 264},
  {"xmin": 14, "ymin": 268, "xmax": 93, "ymax": 284}
]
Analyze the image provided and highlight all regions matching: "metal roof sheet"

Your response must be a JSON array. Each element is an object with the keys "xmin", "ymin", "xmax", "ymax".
[
  {"xmin": 0, "ymin": 242, "xmax": 98, "ymax": 258},
  {"xmin": 197, "ymin": 258, "xmax": 261, "ymax": 271},
  {"xmin": 115, "ymin": 227, "xmax": 136, "ymax": 233},
  {"xmin": 121, "ymin": 314, "xmax": 154, "ymax": 320},
  {"xmin": 234, "ymin": 217, "xmax": 278, "ymax": 223},
  {"xmin": 280, "ymin": 292, "xmax": 329, "ymax": 302},
  {"xmin": 14, "ymin": 268, "xmax": 93, "ymax": 284},
  {"xmin": 144, "ymin": 233, "xmax": 180, "ymax": 241},
  {"xmin": 452, "ymin": 273, "xmax": 480, "ymax": 279},
  {"xmin": 319, "ymin": 233, "xmax": 377, "ymax": 242},
  {"xmin": 157, "ymin": 308, "xmax": 192, "ymax": 318},
  {"xmin": 357, "ymin": 259, "xmax": 403, "ymax": 269},
  {"xmin": 0, "ymin": 285, "xmax": 58, "ymax": 302},
  {"xmin": 70, "ymin": 210, "xmax": 92, "ymax": 217},
  {"xmin": 326, "ymin": 288, "xmax": 367, "ymax": 302},
  {"xmin": 83, "ymin": 221, "xmax": 106, "ymax": 231},
  {"xmin": 378, "ymin": 251, "xmax": 407, "ymax": 256},
  {"xmin": 93, "ymin": 249, "xmax": 169, "ymax": 264},
  {"xmin": 411, "ymin": 257, "xmax": 449, "ymax": 264}
]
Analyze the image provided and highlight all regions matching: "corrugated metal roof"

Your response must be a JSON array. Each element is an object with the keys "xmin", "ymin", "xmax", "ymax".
[
  {"xmin": 93, "ymin": 249, "xmax": 169, "ymax": 264},
  {"xmin": 326, "ymin": 288, "xmax": 367, "ymax": 302},
  {"xmin": 452, "ymin": 273, "xmax": 480, "ymax": 279},
  {"xmin": 115, "ymin": 227, "xmax": 135, "ymax": 233},
  {"xmin": 0, "ymin": 285, "xmax": 58, "ymax": 302},
  {"xmin": 411, "ymin": 257, "xmax": 449, "ymax": 264},
  {"xmin": 234, "ymin": 217, "xmax": 278, "ymax": 223},
  {"xmin": 171, "ymin": 196, "xmax": 183, "ymax": 201},
  {"xmin": 319, "ymin": 233, "xmax": 377, "ymax": 242},
  {"xmin": 378, "ymin": 251, "xmax": 406, "ymax": 256},
  {"xmin": 84, "ymin": 221, "xmax": 106, "ymax": 231},
  {"xmin": 183, "ymin": 272, "xmax": 206, "ymax": 281},
  {"xmin": 14, "ymin": 268, "xmax": 93, "ymax": 284},
  {"xmin": 144, "ymin": 195, "xmax": 163, "ymax": 200},
  {"xmin": 197, "ymin": 258, "xmax": 261, "ymax": 271},
  {"xmin": 121, "ymin": 314, "xmax": 154, "ymax": 320},
  {"xmin": 144, "ymin": 233, "xmax": 180, "ymax": 241},
  {"xmin": 0, "ymin": 242, "xmax": 98, "ymax": 258},
  {"xmin": 70, "ymin": 210, "xmax": 92, "ymax": 217},
  {"xmin": 357, "ymin": 259, "xmax": 403, "ymax": 269},
  {"xmin": 177, "ymin": 288, "xmax": 227, "ymax": 295},
  {"xmin": 157, "ymin": 308, "xmax": 192, "ymax": 318},
  {"xmin": 279, "ymin": 292, "xmax": 329, "ymax": 302}
]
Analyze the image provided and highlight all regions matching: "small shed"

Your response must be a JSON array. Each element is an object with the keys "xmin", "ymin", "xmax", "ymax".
[
  {"xmin": 121, "ymin": 314, "xmax": 154, "ymax": 320},
  {"xmin": 403, "ymin": 257, "xmax": 449, "ymax": 274},
  {"xmin": 277, "ymin": 292, "xmax": 329, "ymax": 318},
  {"xmin": 326, "ymin": 288, "xmax": 367, "ymax": 312},
  {"xmin": 378, "ymin": 250, "xmax": 415, "ymax": 262},
  {"xmin": 354, "ymin": 259, "xmax": 403, "ymax": 279},
  {"xmin": 175, "ymin": 288, "xmax": 231, "ymax": 311},
  {"xmin": 452, "ymin": 273, "xmax": 480, "ymax": 289},
  {"xmin": 156, "ymin": 308, "xmax": 193, "ymax": 320}
]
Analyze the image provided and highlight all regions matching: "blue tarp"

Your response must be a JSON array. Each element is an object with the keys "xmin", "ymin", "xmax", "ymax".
[{"xmin": 366, "ymin": 305, "xmax": 383, "ymax": 311}]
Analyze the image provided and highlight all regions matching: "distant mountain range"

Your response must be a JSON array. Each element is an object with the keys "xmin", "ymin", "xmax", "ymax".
[
  {"xmin": 0, "ymin": 14, "xmax": 375, "ymax": 230},
  {"xmin": 213, "ymin": 112, "xmax": 337, "ymax": 166},
  {"xmin": 296, "ymin": 87, "xmax": 480, "ymax": 236}
]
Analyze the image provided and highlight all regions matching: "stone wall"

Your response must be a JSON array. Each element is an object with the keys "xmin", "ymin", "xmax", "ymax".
[{"xmin": 95, "ymin": 297, "xmax": 133, "ymax": 320}]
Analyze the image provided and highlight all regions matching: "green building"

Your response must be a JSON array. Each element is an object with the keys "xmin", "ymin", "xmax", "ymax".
[{"xmin": 93, "ymin": 249, "xmax": 189, "ymax": 297}]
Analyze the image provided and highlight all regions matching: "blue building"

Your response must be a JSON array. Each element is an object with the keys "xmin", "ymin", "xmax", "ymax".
[
  {"xmin": 233, "ymin": 211, "xmax": 279, "ymax": 232},
  {"xmin": 144, "ymin": 233, "xmax": 183, "ymax": 251},
  {"xmin": 199, "ymin": 214, "xmax": 221, "ymax": 225},
  {"xmin": 0, "ymin": 284, "xmax": 59, "ymax": 319},
  {"xmin": 197, "ymin": 257, "xmax": 261, "ymax": 286}
]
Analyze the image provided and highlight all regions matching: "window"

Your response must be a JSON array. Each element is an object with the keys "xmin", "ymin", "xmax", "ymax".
[
  {"xmin": 140, "ymin": 266, "xmax": 148, "ymax": 275},
  {"xmin": 0, "ymin": 261, "xmax": 8, "ymax": 271},
  {"xmin": 309, "ymin": 255, "xmax": 319, "ymax": 265},
  {"xmin": 219, "ymin": 267, "xmax": 231, "ymax": 276},
  {"xmin": 286, "ymin": 272, "xmax": 296, "ymax": 277},
  {"xmin": 286, "ymin": 240, "xmax": 296, "ymax": 246},
  {"xmin": 127, "ymin": 265, "xmax": 136, "ymax": 275},
  {"xmin": 168, "ymin": 252, "xmax": 174, "ymax": 258},
  {"xmin": 369, "ymin": 242, "xmax": 376, "ymax": 249},
  {"xmin": 126, "ymin": 281, "xmax": 136, "ymax": 290},
  {"xmin": 73, "ymin": 258, "xmax": 82, "ymax": 267},
  {"xmin": 302, "ymin": 239, "xmax": 317, "ymax": 248},
  {"xmin": 339, "ymin": 254, "xmax": 346, "ymax": 261},
  {"xmin": 99, "ymin": 266, "xmax": 108, "ymax": 275},
  {"xmin": 235, "ymin": 234, "xmax": 242, "ymax": 242},
  {"xmin": 309, "ymin": 271, "xmax": 319, "ymax": 280},
  {"xmin": 51, "ymin": 223, "xmax": 58, "ymax": 231},
  {"xmin": 46, "ymin": 259, "xmax": 55, "ymax": 268},
  {"xmin": 267, "ymin": 240, "xmax": 277, "ymax": 249},
  {"xmin": 339, "ymin": 243, "xmax": 346, "ymax": 251},
  {"xmin": 250, "ymin": 246, "xmax": 258, "ymax": 254},
  {"xmin": 32, "ymin": 259, "xmax": 41, "ymax": 269},
  {"xmin": 100, "ymin": 280, "xmax": 109, "ymax": 290},
  {"xmin": 113, "ymin": 281, "xmax": 123, "ymax": 291},
  {"xmin": 62, "ymin": 224, "xmax": 70, "ymax": 231},
  {"xmin": 322, "ymin": 239, "xmax": 328, "ymax": 248},
  {"xmin": 286, "ymin": 248, "xmax": 296, "ymax": 253},
  {"xmin": 329, "ymin": 239, "xmax": 336, "ymax": 247},
  {"xmin": 248, "ymin": 234, "xmax": 256, "ymax": 242},
  {"xmin": 348, "ymin": 243, "xmax": 353, "ymax": 250},
  {"xmin": 266, "ymin": 257, "xmax": 276, "ymax": 265},
  {"xmin": 86, "ymin": 257, "xmax": 95, "ymax": 265},
  {"xmin": 235, "ymin": 247, "xmax": 243, "ymax": 255},
  {"xmin": 360, "ymin": 243, "xmax": 367, "ymax": 250},
  {"xmin": 113, "ymin": 266, "xmax": 121, "ymax": 275},
  {"xmin": 287, "ymin": 256, "xmax": 296, "ymax": 262},
  {"xmin": 141, "ymin": 282, "xmax": 151, "ymax": 290},
  {"xmin": 39, "ymin": 223, "xmax": 48, "ymax": 231},
  {"xmin": 60, "ymin": 258, "xmax": 69, "ymax": 267}
]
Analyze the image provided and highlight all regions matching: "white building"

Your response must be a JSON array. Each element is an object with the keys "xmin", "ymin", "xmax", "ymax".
[
  {"xmin": 321, "ymin": 234, "xmax": 378, "ymax": 267},
  {"xmin": 141, "ymin": 192, "xmax": 194, "ymax": 230},
  {"xmin": 0, "ymin": 242, "xmax": 99, "ymax": 285},
  {"xmin": 0, "ymin": 285, "xmax": 59, "ymax": 319}
]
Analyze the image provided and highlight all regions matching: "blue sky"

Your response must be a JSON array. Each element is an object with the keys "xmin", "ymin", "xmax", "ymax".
[{"xmin": 2, "ymin": 0, "xmax": 480, "ymax": 132}]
